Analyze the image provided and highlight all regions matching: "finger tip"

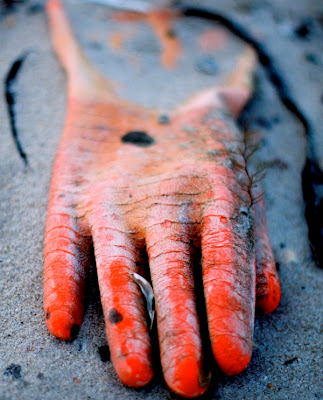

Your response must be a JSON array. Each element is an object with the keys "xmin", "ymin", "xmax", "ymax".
[
  {"xmin": 213, "ymin": 336, "xmax": 252, "ymax": 376},
  {"xmin": 165, "ymin": 357, "xmax": 210, "ymax": 398},
  {"xmin": 46, "ymin": 0, "xmax": 61, "ymax": 10},
  {"xmin": 257, "ymin": 288, "xmax": 281, "ymax": 315},
  {"xmin": 45, "ymin": 309, "xmax": 81, "ymax": 340},
  {"xmin": 114, "ymin": 354, "xmax": 153, "ymax": 388},
  {"xmin": 256, "ymin": 270, "xmax": 281, "ymax": 315},
  {"xmin": 221, "ymin": 354, "xmax": 251, "ymax": 376}
]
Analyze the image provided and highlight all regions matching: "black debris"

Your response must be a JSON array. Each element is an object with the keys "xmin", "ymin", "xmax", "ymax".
[
  {"xmin": 294, "ymin": 18, "xmax": 314, "ymax": 40},
  {"xmin": 70, "ymin": 324, "xmax": 80, "ymax": 339},
  {"xmin": 108, "ymin": 308, "xmax": 123, "ymax": 324},
  {"xmin": 121, "ymin": 131, "xmax": 155, "ymax": 147},
  {"xmin": 284, "ymin": 357, "xmax": 298, "ymax": 365},
  {"xmin": 4, "ymin": 364, "xmax": 22, "ymax": 381},
  {"xmin": 37, "ymin": 372, "xmax": 45, "ymax": 380},
  {"xmin": 98, "ymin": 345, "xmax": 110, "ymax": 362},
  {"xmin": 4, "ymin": 52, "xmax": 29, "ymax": 165}
]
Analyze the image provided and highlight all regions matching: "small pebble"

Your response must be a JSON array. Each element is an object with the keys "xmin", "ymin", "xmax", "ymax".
[
  {"xmin": 282, "ymin": 248, "xmax": 298, "ymax": 263},
  {"xmin": 77, "ymin": 340, "xmax": 87, "ymax": 353}
]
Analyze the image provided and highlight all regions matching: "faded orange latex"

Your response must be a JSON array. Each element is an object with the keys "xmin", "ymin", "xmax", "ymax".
[{"xmin": 44, "ymin": 1, "xmax": 280, "ymax": 398}]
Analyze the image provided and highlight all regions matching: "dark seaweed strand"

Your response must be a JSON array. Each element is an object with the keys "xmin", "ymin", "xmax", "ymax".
[
  {"xmin": 4, "ymin": 53, "xmax": 29, "ymax": 166},
  {"xmin": 180, "ymin": 5, "xmax": 323, "ymax": 268},
  {"xmin": 301, "ymin": 158, "xmax": 323, "ymax": 267}
]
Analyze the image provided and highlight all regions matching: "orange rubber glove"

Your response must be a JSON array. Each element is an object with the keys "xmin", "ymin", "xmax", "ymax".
[{"xmin": 44, "ymin": 1, "xmax": 280, "ymax": 397}]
